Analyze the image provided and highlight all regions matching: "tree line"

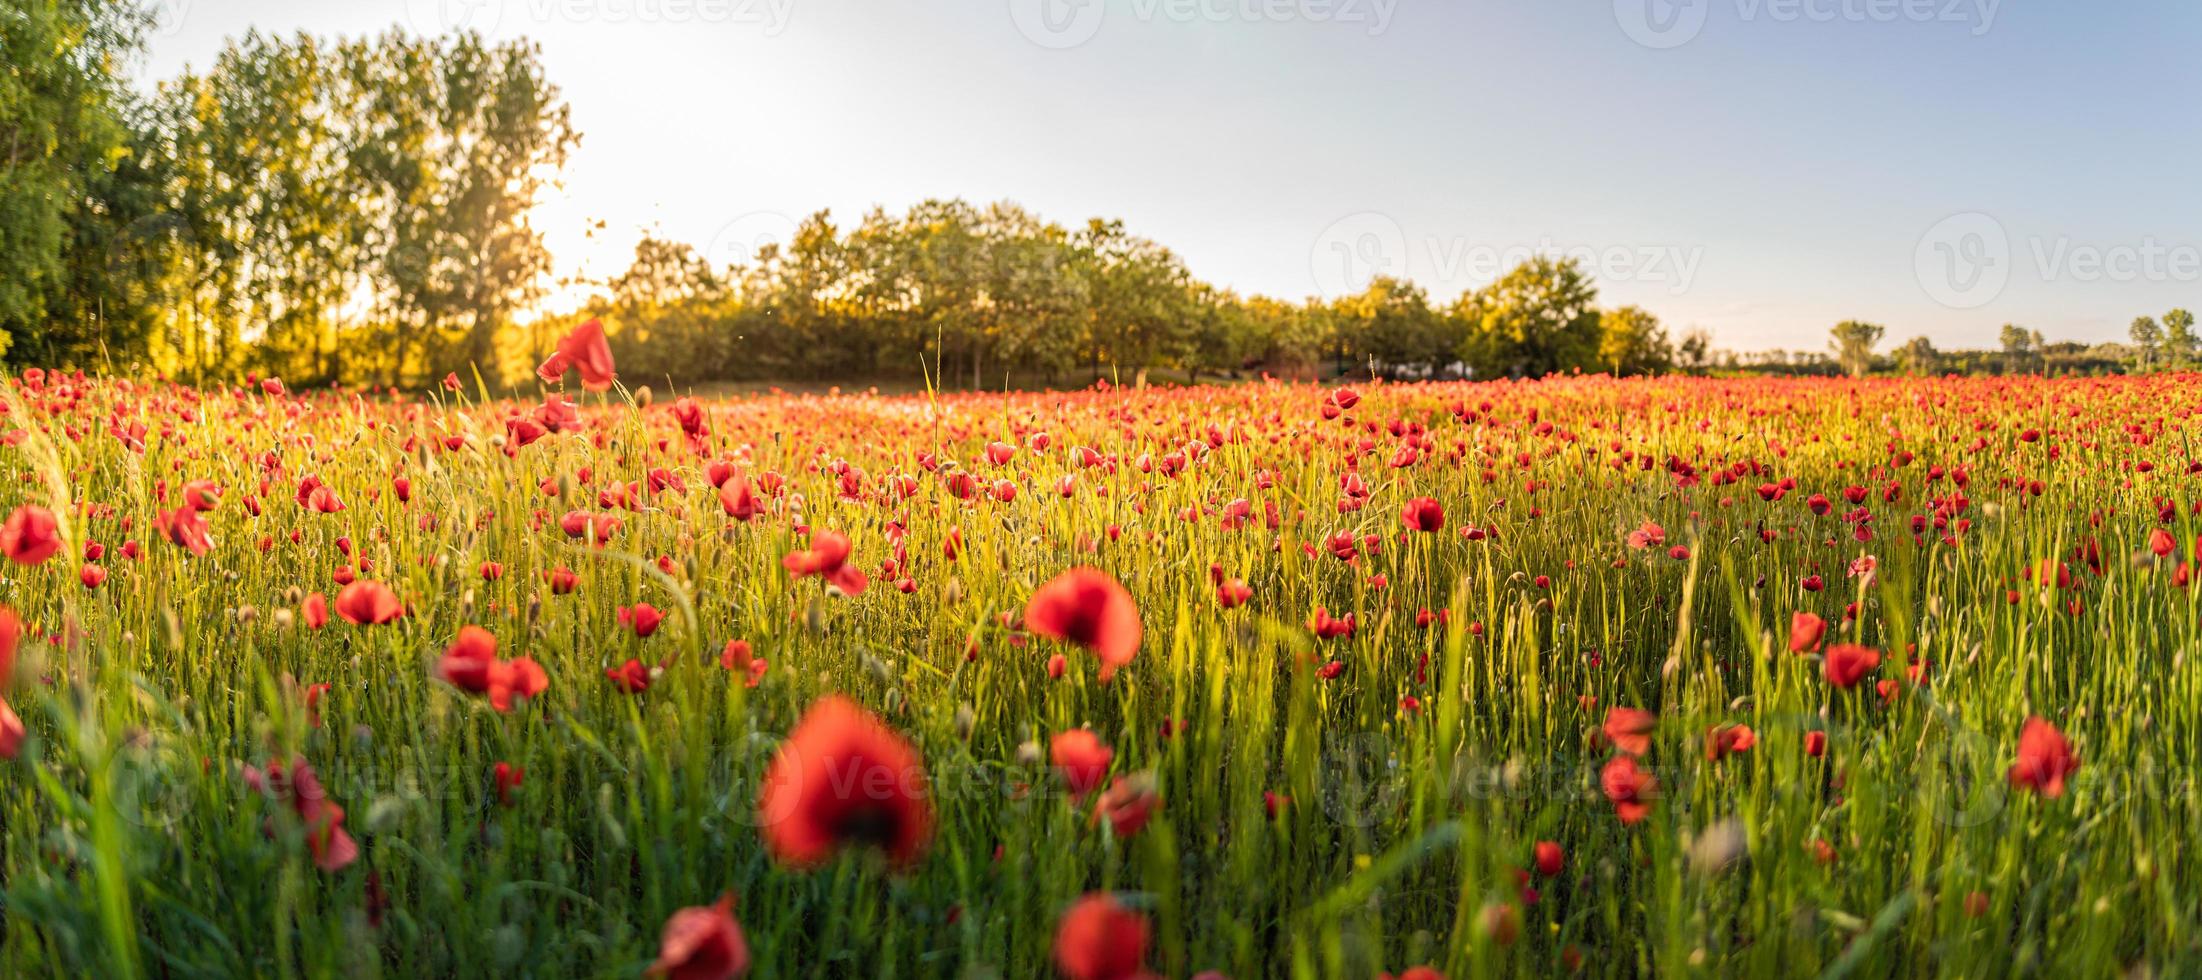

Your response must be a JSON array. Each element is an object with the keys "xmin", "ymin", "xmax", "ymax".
[
  {"xmin": 4, "ymin": 3, "xmax": 574, "ymax": 385},
  {"xmin": 0, "ymin": 4, "xmax": 1697, "ymax": 388},
  {"xmin": 585, "ymin": 207, "xmax": 1697, "ymax": 388},
  {"xmin": 2, "ymin": 4, "xmax": 2190, "ymax": 389},
  {"xmin": 1797, "ymin": 312, "xmax": 2197, "ymax": 379}
]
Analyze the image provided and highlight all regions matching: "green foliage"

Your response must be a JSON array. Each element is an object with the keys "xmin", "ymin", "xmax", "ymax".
[
  {"xmin": 2162, "ymin": 308, "xmax": 2196, "ymax": 367},
  {"xmin": 1830, "ymin": 320, "xmax": 1886, "ymax": 378},
  {"xmin": 1452, "ymin": 256, "xmax": 1604, "ymax": 378},
  {"xmin": 1596, "ymin": 306, "xmax": 1672, "ymax": 376},
  {"xmin": 7, "ymin": 27, "xmax": 575, "ymax": 385},
  {"xmin": 1333, "ymin": 276, "xmax": 1450, "ymax": 375},
  {"xmin": 1896, "ymin": 336, "xmax": 1940, "ymax": 376},
  {"xmin": 0, "ymin": 0, "xmax": 149, "ymax": 362}
]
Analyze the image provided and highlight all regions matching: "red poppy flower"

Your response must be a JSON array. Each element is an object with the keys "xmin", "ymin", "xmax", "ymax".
[
  {"xmin": 1309, "ymin": 607, "xmax": 1356, "ymax": 640},
  {"xmin": 1624, "ymin": 520, "xmax": 1665, "ymax": 550},
  {"xmin": 644, "ymin": 894, "xmax": 750, "ymax": 980},
  {"xmin": 436, "ymin": 626, "xmax": 549, "ymax": 712},
  {"xmin": 242, "ymin": 756, "xmax": 358, "ymax": 872},
  {"xmin": 334, "ymin": 581, "xmax": 402, "ymax": 625},
  {"xmin": 1024, "ymin": 568, "xmax": 1142, "ymax": 681},
  {"xmin": 1, "ymin": 505, "xmax": 61, "ymax": 565},
  {"xmin": 0, "ymin": 694, "xmax": 20, "ymax": 761},
  {"xmin": 302, "ymin": 592, "xmax": 329, "ymax": 630},
  {"xmin": 2007, "ymin": 716, "xmax": 2079, "ymax": 797},
  {"xmin": 1051, "ymin": 729, "xmax": 1113, "ymax": 799},
  {"xmin": 155, "ymin": 505, "xmax": 212, "ymax": 555},
  {"xmin": 1704, "ymin": 723, "xmax": 1756, "ymax": 761},
  {"xmin": 1600, "ymin": 756, "xmax": 1657, "ymax": 824},
  {"xmin": 2148, "ymin": 527, "xmax": 2176, "ymax": 558},
  {"xmin": 621, "ymin": 603, "xmax": 665, "ymax": 638},
  {"xmin": 0, "ymin": 606, "xmax": 22, "ymax": 759},
  {"xmin": 1822, "ymin": 644, "xmax": 1881, "ymax": 689},
  {"xmin": 719, "ymin": 473, "xmax": 762, "ymax": 521},
  {"xmin": 439, "ymin": 627, "xmax": 499, "ymax": 683},
  {"xmin": 1533, "ymin": 841, "xmax": 1564, "ymax": 876},
  {"xmin": 605, "ymin": 658, "xmax": 652, "ymax": 693},
  {"xmin": 720, "ymin": 639, "xmax": 754, "ymax": 671},
  {"xmin": 303, "ymin": 683, "xmax": 330, "ymax": 727},
  {"xmin": 1787, "ymin": 611, "xmax": 1827, "ymax": 653},
  {"xmin": 1400, "ymin": 497, "xmax": 1444, "ymax": 533},
  {"xmin": 1602, "ymin": 707, "xmax": 1656, "ymax": 757},
  {"xmin": 181, "ymin": 479, "xmax": 222, "ymax": 511},
  {"xmin": 1215, "ymin": 578, "xmax": 1253, "ymax": 608},
  {"xmin": 756, "ymin": 696, "xmax": 931, "ymax": 869},
  {"xmin": 782, "ymin": 530, "xmax": 869, "ymax": 595},
  {"xmin": 1093, "ymin": 773, "xmax": 1159, "ymax": 838},
  {"xmin": 537, "ymin": 318, "xmax": 618, "ymax": 392},
  {"xmin": 493, "ymin": 762, "xmax": 524, "ymax": 806},
  {"xmin": 1053, "ymin": 894, "xmax": 1151, "ymax": 980}
]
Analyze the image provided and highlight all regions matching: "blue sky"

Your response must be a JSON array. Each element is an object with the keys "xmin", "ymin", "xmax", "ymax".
[{"xmin": 139, "ymin": 0, "xmax": 2202, "ymax": 352}]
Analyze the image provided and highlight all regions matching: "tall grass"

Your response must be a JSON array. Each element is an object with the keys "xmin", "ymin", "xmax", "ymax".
[{"xmin": 0, "ymin": 373, "xmax": 2196, "ymax": 977}]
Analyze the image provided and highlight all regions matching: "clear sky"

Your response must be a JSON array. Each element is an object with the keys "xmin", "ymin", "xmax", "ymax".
[{"xmin": 138, "ymin": 0, "xmax": 2202, "ymax": 352}]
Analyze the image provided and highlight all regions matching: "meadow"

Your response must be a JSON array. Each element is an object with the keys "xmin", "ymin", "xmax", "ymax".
[{"xmin": 0, "ymin": 324, "xmax": 2196, "ymax": 978}]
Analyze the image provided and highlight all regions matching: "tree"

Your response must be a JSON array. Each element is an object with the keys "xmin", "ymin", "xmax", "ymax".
[
  {"xmin": 0, "ymin": 0, "xmax": 150, "ymax": 362},
  {"xmin": 1337, "ymin": 276, "xmax": 1448, "ymax": 377},
  {"xmin": 2164, "ymin": 308, "xmax": 2196, "ymax": 368},
  {"xmin": 1241, "ymin": 295, "xmax": 1331, "ymax": 379},
  {"xmin": 1676, "ymin": 328, "xmax": 1712, "ymax": 374},
  {"xmin": 1896, "ymin": 336, "xmax": 1939, "ymax": 376},
  {"xmin": 1453, "ymin": 256, "xmax": 1601, "ymax": 379},
  {"xmin": 1998, "ymin": 324, "xmax": 2037, "ymax": 375},
  {"xmin": 1828, "ymin": 320, "xmax": 1884, "ymax": 377},
  {"xmin": 586, "ymin": 233, "xmax": 733, "ymax": 383},
  {"xmin": 1595, "ymin": 306, "xmax": 1672, "ymax": 376},
  {"xmin": 1078, "ymin": 218, "xmax": 1195, "ymax": 387},
  {"xmin": 2131, "ymin": 316, "xmax": 2162, "ymax": 372}
]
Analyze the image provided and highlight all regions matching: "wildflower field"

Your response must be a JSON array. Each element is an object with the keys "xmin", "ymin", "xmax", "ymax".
[{"xmin": 0, "ymin": 329, "xmax": 2197, "ymax": 978}]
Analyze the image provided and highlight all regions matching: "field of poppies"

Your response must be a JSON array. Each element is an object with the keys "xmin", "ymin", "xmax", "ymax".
[{"xmin": 0, "ymin": 322, "xmax": 2197, "ymax": 978}]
